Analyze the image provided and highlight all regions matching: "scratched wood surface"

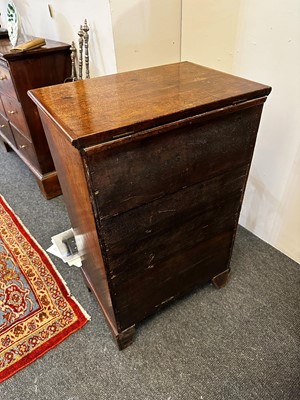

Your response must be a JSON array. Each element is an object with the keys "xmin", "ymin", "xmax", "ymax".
[
  {"xmin": 112, "ymin": 231, "xmax": 235, "ymax": 329},
  {"xmin": 88, "ymin": 108, "xmax": 260, "ymax": 330},
  {"xmin": 86, "ymin": 106, "xmax": 262, "ymax": 217},
  {"xmin": 29, "ymin": 62, "xmax": 271, "ymax": 348}
]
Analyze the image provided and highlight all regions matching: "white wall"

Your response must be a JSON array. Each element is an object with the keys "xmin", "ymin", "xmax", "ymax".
[
  {"xmin": 110, "ymin": 0, "xmax": 182, "ymax": 72},
  {"xmin": 0, "ymin": 0, "xmax": 182, "ymax": 75},
  {"xmin": 233, "ymin": 1, "xmax": 300, "ymax": 263},
  {"xmin": 182, "ymin": 0, "xmax": 241, "ymax": 72},
  {"xmin": 0, "ymin": 0, "xmax": 116, "ymax": 77},
  {"xmin": 182, "ymin": 0, "xmax": 300, "ymax": 263}
]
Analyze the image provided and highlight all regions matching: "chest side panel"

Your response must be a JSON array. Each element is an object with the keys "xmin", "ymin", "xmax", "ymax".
[{"xmin": 37, "ymin": 110, "xmax": 117, "ymax": 331}]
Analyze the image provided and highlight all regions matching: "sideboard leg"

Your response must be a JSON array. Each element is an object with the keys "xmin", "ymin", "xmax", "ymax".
[
  {"xmin": 115, "ymin": 325, "xmax": 136, "ymax": 350},
  {"xmin": 36, "ymin": 172, "xmax": 62, "ymax": 199},
  {"xmin": 212, "ymin": 268, "xmax": 231, "ymax": 289},
  {"xmin": 1, "ymin": 140, "xmax": 12, "ymax": 152}
]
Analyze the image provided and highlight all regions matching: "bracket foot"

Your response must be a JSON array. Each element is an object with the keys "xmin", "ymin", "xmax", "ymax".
[{"xmin": 212, "ymin": 268, "xmax": 231, "ymax": 289}]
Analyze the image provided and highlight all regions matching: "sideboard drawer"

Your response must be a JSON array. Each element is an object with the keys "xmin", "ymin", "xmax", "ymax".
[
  {"xmin": 11, "ymin": 125, "xmax": 39, "ymax": 168},
  {"xmin": 1, "ymin": 95, "xmax": 31, "ymax": 140},
  {"xmin": 0, "ymin": 64, "xmax": 17, "ymax": 99},
  {"xmin": 0, "ymin": 112, "xmax": 15, "ymax": 146},
  {"xmin": 0, "ymin": 95, "xmax": 6, "ymax": 115}
]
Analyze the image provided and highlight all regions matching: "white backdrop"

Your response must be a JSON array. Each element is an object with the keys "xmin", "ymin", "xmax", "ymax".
[
  {"xmin": 182, "ymin": 0, "xmax": 300, "ymax": 263},
  {"xmin": 0, "ymin": 0, "xmax": 117, "ymax": 77}
]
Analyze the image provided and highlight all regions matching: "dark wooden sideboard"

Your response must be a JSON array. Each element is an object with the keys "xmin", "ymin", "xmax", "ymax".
[
  {"xmin": 29, "ymin": 62, "xmax": 271, "ymax": 348},
  {"xmin": 0, "ymin": 38, "xmax": 71, "ymax": 198}
]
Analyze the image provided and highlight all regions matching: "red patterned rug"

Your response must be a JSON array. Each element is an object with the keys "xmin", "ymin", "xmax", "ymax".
[{"xmin": 0, "ymin": 195, "xmax": 89, "ymax": 382}]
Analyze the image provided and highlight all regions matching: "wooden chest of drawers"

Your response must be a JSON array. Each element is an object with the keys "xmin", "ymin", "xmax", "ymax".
[
  {"xmin": 29, "ymin": 62, "xmax": 271, "ymax": 348},
  {"xmin": 0, "ymin": 38, "xmax": 70, "ymax": 198}
]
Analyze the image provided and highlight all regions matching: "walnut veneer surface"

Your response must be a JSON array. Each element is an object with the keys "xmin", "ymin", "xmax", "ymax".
[
  {"xmin": 0, "ymin": 38, "xmax": 71, "ymax": 198},
  {"xmin": 29, "ymin": 62, "xmax": 271, "ymax": 348}
]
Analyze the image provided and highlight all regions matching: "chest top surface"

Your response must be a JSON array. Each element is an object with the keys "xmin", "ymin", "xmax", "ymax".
[{"xmin": 28, "ymin": 62, "xmax": 271, "ymax": 147}]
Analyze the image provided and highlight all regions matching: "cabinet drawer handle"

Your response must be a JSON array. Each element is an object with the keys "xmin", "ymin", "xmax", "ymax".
[
  {"xmin": 0, "ymin": 124, "xmax": 6, "ymax": 128},
  {"xmin": 19, "ymin": 144, "xmax": 28, "ymax": 149},
  {"xmin": 7, "ymin": 110, "xmax": 17, "ymax": 115},
  {"xmin": 0, "ymin": 75, "xmax": 7, "ymax": 80}
]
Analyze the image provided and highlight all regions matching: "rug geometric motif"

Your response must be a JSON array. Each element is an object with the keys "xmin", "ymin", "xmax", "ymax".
[{"xmin": 0, "ymin": 195, "xmax": 89, "ymax": 382}]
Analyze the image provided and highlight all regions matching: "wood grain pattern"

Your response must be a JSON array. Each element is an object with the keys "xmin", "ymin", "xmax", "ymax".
[
  {"xmin": 0, "ymin": 38, "xmax": 71, "ymax": 198},
  {"xmin": 113, "ymin": 231, "xmax": 235, "ymax": 329},
  {"xmin": 1, "ymin": 95, "xmax": 31, "ymax": 139},
  {"xmin": 11, "ymin": 126, "xmax": 39, "ymax": 168},
  {"xmin": 86, "ymin": 106, "xmax": 263, "ymax": 217},
  {"xmin": 0, "ymin": 38, "xmax": 71, "ymax": 61},
  {"xmin": 0, "ymin": 112, "xmax": 15, "ymax": 145},
  {"xmin": 29, "ymin": 62, "xmax": 271, "ymax": 147},
  {"xmin": 38, "ymin": 110, "xmax": 118, "ymax": 335},
  {"xmin": 100, "ymin": 166, "xmax": 249, "ymax": 277},
  {"xmin": 29, "ymin": 62, "xmax": 271, "ymax": 348},
  {"xmin": 0, "ymin": 62, "xmax": 17, "ymax": 99}
]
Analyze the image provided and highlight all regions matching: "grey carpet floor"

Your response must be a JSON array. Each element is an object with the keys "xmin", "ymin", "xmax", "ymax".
[{"xmin": 1, "ymin": 147, "xmax": 299, "ymax": 400}]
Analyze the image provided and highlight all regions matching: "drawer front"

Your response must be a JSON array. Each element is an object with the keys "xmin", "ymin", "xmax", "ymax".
[
  {"xmin": 100, "ymin": 167, "xmax": 247, "ymax": 329},
  {"xmin": 1, "ymin": 95, "xmax": 31, "ymax": 140},
  {"xmin": 11, "ymin": 125, "xmax": 39, "ymax": 168},
  {"xmin": 111, "ymin": 230, "xmax": 235, "ymax": 330},
  {"xmin": 0, "ymin": 64, "xmax": 17, "ymax": 99},
  {"xmin": 86, "ymin": 105, "xmax": 263, "ymax": 218},
  {"xmin": 0, "ymin": 112, "xmax": 16, "ymax": 146},
  {"xmin": 0, "ymin": 96, "xmax": 6, "ymax": 116},
  {"xmin": 101, "ymin": 166, "xmax": 247, "ymax": 277}
]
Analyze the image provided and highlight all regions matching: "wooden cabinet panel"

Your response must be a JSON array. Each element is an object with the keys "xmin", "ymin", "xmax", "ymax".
[
  {"xmin": 0, "ymin": 38, "xmax": 71, "ymax": 198},
  {"xmin": 1, "ymin": 95, "xmax": 31, "ymax": 139},
  {"xmin": 87, "ymin": 107, "xmax": 262, "ymax": 218},
  {"xmin": 100, "ymin": 166, "xmax": 249, "ymax": 277},
  {"xmin": 0, "ymin": 112, "xmax": 15, "ymax": 146},
  {"xmin": 10, "ymin": 124, "xmax": 39, "ymax": 168},
  {"xmin": 0, "ymin": 62, "xmax": 17, "ymax": 99},
  {"xmin": 112, "ymin": 231, "xmax": 235, "ymax": 329},
  {"xmin": 29, "ymin": 62, "xmax": 271, "ymax": 349},
  {"xmin": 0, "ymin": 96, "xmax": 6, "ymax": 115}
]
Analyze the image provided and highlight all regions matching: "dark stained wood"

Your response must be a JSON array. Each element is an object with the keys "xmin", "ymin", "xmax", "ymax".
[
  {"xmin": 0, "ymin": 37, "xmax": 71, "ymax": 61},
  {"xmin": 29, "ymin": 62, "xmax": 271, "ymax": 348},
  {"xmin": 0, "ymin": 62, "xmax": 17, "ymax": 99},
  {"xmin": 0, "ymin": 112, "xmax": 15, "ymax": 145},
  {"xmin": 115, "ymin": 325, "xmax": 136, "ymax": 350},
  {"xmin": 0, "ymin": 95, "xmax": 6, "ymax": 115},
  {"xmin": 10, "ymin": 125, "xmax": 39, "ymax": 169},
  {"xmin": 100, "ymin": 167, "xmax": 249, "ymax": 278},
  {"xmin": 112, "ymin": 231, "xmax": 235, "ymax": 329},
  {"xmin": 86, "ymin": 106, "xmax": 263, "ymax": 217},
  {"xmin": 1, "ymin": 95, "xmax": 31, "ymax": 139},
  {"xmin": 0, "ymin": 37, "xmax": 71, "ymax": 198},
  {"xmin": 212, "ymin": 268, "xmax": 231, "ymax": 289}
]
